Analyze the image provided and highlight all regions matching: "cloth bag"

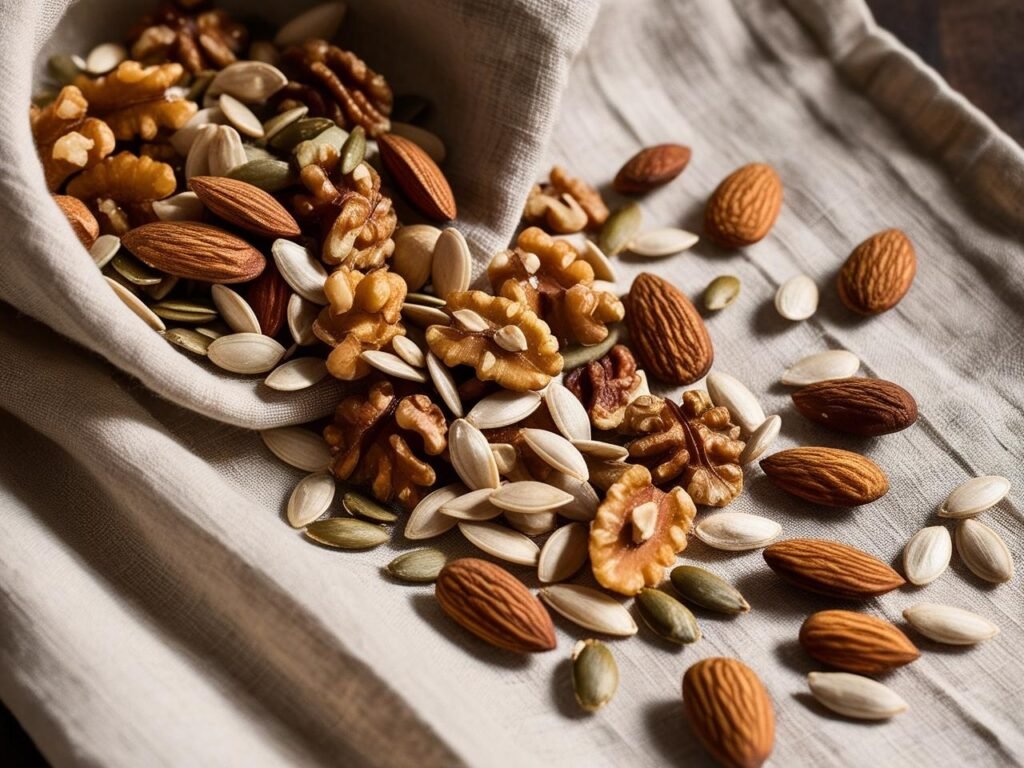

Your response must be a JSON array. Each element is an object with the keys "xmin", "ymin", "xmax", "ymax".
[{"xmin": 2, "ymin": 0, "xmax": 1024, "ymax": 766}]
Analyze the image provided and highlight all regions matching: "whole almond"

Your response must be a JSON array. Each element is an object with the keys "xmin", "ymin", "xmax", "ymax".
[
  {"xmin": 791, "ymin": 378, "xmax": 918, "ymax": 436},
  {"xmin": 763, "ymin": 539, "xmax": 905, "ymax": 599},
  {"xmin": 378, "ymin": 132, "xmax": 457, "ymax": 221},
  {"xmin": 613, "ymin": 143, "xmax": 691, "ymax": 194},
  {"xmin": 704, "ymin": 163, "xmax": 783, "ymax": 247},
  {"xmin": 188, "ymin": 176, "xmax": 300, "ymax": 238},
  {"xmin": 799, "ymin": 610, "xmax": 920, "ymax": 675},
  {"xmin": 837, "ymin": 229, "xmax": 916, "ymax": 314},
  {"xmin": 54, "ymin": 194, "xmax": 99, "ymax": 248},
  {"xmin": 246, "ymin": 262, "xmax": 290, "ymax": 337},
  {"xmin": 435, "ymin": 558, "xmax": 556, "ymax": 653},
  {"xmin": 682, "ymin": 657, "xmax": 775, "ymax": 768},
  {"xmin": 123, "ymin": 222, "xmax": 266, "ymax": 283},
  {"xmin": 759, "ymin": 447, "xmax": 888, "ymax": 506},
  {"xmin": 627, "ymin": 272, "xmax": 713, "ymax": 385}
]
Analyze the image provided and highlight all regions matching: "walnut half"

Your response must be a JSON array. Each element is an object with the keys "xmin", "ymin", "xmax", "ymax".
[{"xmin": 565, "ymin": 344, "xmax": 644, "ymax": 430}]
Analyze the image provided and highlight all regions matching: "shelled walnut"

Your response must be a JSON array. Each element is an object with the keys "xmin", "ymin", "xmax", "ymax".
[
  {"xmin": 128, "ymin": 1, "xmax": 248, "ymax": 73},
  {"xmin": 314, "ymin": 267, "xmax": 407, "ymax": 380},
  {"xmin": 488, "ymin": 227, "xmax": 623, "ymax": 346},
  {"xmin": 590, "ymin": 464, "xmax": 695, "ymax": 595},
  {"xmin": 277, "ymin": 40, "xmax": 393, "ymax": 136},
  {"xmin": 66, "ymin": 151, "xmax": 177, "ymax": 205},
  {"xmin": 621, "ymin": 391, "xmax": 745, "ymax": 507},
  {"xmin": 324, "ymin": 379, "xmax": 447, "ymax": 509},
  {"xmin": 565, "ymin": 345, "xmax": 645, "ymax": 430},
  {"xmin": 30, "ymin": 85, "xmax": 115, "ymax": 191},
  {"xmin": 426, "ymin": 290, "xmax": 563, "ymax": 392},
  {"xmin": 522, "ymin": 166, "xmax": 608, "ymax": 232},
  {"xmin": 482, "ymin": 406, "xmax": 562, "ymax": 482}
]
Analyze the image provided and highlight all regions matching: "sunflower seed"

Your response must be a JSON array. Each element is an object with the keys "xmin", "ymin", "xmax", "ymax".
[
  {"xmin": 432, "ymin": 228, "xmax": 472, "ymax": 298},
  {"xmin": 149, "ymin": 299, "xmax": 218, "ymax": 324},
  {"xmin": 903, "ymin": 603, "xmax": 999, "ymax": 645},
  {"xmin": 490, "ymin": 444, "xmax": 517, "ymax": 475},
  {"xmin": 571, "ymin": 440, "xmax": 629, "ymax": 462},
  {"xmin": 506, "ymin": 510, "xmax": 558, "ymax": 536},
  {"xmin": 210, "ymin": 284, "xmax": 261, "ymax": 334},
  {"xmin": 774, "ymin": 274, "xmax": 818, "ymax": 321},
  {"xmin": 104, "ymin": 277, "xmax": 166, "ymax": 331},
  {"xmin": 172, "ymin": 105, "xmax": 223, "ymax": 156},
  {"xmin": 670, "ymin": 565, "xmax": 750, "ymax": 614},
  {"xmin": 402, "ymin": 303, "xmax": 450, "ymax": 327},
  {"xmin": 703, "ymin": 274, "xmax": 741, "ymax": 311},
  {"xmin": 163, "ymin": 327, "xmax": 213, "ymax": 355},
  {"xmin": 287, "ymin": 471, "xmax": 335, "ymax": 528},
  {"xmin": 489, "ymin": 481, "xmax": 574, "ymax": 514},
  {"xmin": 264, "ymin": 357, "xmax": 328, "ymax": 391},
  {"xmin": 152, "ymin": 190, "xmax": 205, "ymax": 221},
  {"xmin": 466, "ymin": 390, "xmax": 542, "ymax": 429},
  {"xmin": 546, "ymin": 473, "xmax": 600, "ymax": 521},
  {"xmin": 572, "ymin": 639, "xmax": 619, "ymax": 712},
  {"xmin": 260, "ymin": 427, "xmax": 332, "ymax": 471},
  {"xmin": 269, "ymin": 117, "xmax": 334, "ymax": 152},
  {"xmin": 544, "ymin": 381, "xmax": 592, "ymax": 441},
  {"xmin": 807, "ymin": 672, "xmax": 908, "ymax": 720},
  {"xmin": 405, "ymin": 483, "xmax": 464, "ymax": 539},
  {"xmin": 343, "ymin": 491, "xmax": 398, "ymax": 523},
  {"xmin": 390, "ymin": 121, "xmax": 446, "ymax": 163},
  {"xmin": 598, "ymin": 202, "xmax": 642, "ymax": 256},
  {"xmin": 210, "ymin": 61, "xmax": 288, "ymax": 103},
  {"xmin": 272, "ymin": 239, "xmax": 328, "ymax": 304},
  {"xmin": 426, "ymin": 352, "xmax": 463, "ymax": 416},
  {"xmin": 636, "ymin": 588, "xmax": 700, "ymax": 644},
  {"xmin": 111, "ymin": 251, "xmax": 162, "ymax": 286},
  {"xmin": 580, "ymin": 240, "xmax": 616, "ymax": 282},
  {"xmin": 738, "ymin": 415, "xmax": 782, "ymax": 465},
  {"xmin": 561, "ymin": 326, "xmax": 621, "ymax": 370},
  {"xmin": 392, "ymin": 225, "xmax": 441, "ymax": 292},
  {"xmin": 955, "ymin": 519, "xmax": 1014, "ymax": 583},
  {"xmin": 706, "ymin": 371, "xmax": 765, "ymax": 435},
  {"xmin": 521, "ymin": 429, "xmax": 589, "ymax": 482},
  {"xmin": 208, "ymin": 125, "xmax": 247, "ymax": 176},
  {"xmin": 449, "ymin": 419, "xmax": 499, "ymax": 490},
  {"xmin": 939, "ymin": 476, "xmax": 1011, "ymax": 519},
  {"xmin": 695, "ymin": 512, "xmax": 781, "ymax": 551},
  {"xmin": 902, "ymin": 526, "xmax": 951, "ymax": 585},
  {"xmin": 385, "ymin": 548, "xmax": 448, "ymax": 583},
  {"xmin": 458, "ymin": 521, "xmax": 539, "ymax": 565},
  {"xmin": 275, "ymin": 2, "xmax": 347, "ymax": 46},
  {"xmin": 90, "ymin": 234, "xmax": 121, "ymax": 267},
  {"xmin": 262, "ymin": 106, "xmax": 308, "ymax": 142},
  {"xmin": 439, "ymin": 488, "xmax": 501, "ymax": 520},
  {"xmin": 781, "ymin": 349, "xmax": 860, "ymax": 386},
  {"xmin": 360, "ymin": 350, "xmax": 428, "ymax": 382},
  {"xmin": 390, "ymin": 335, "xmax": 425, "ymax": 368},
  {"xmin": 538, "ymin": 522, "xmax": 589, "ymax": 583},
  {"xmin": 219, "ymin": 93, "xmax": 264, "ymax": 138},
  {"xmin": 628, "ymin": 228, "xmax": 699, "ymax": 257},
  {"xmin": 208, "ymin": 333, "xmax": 285, "ymax": 374},
  {"xmin": 84, "ymin": 42, "xmax": 126, "ymax": 75},
  {"xmin": 539, "ymin": 584, "xmax": 637, "ymax": 636},
  {"xmin": 305, "ymin": 518, "xmax": 388, "ymax": 549},
  {"xmin": 288, "ymin": 294, "xmax": 318, "ymax": 346},
  {"xmin": 294, "ymin": 125, "xmax": 348, "ymax": 168}
]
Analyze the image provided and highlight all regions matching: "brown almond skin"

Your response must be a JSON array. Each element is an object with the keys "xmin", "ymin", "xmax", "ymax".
[
  {"xmin": 792, "ymin": 378, "xmax": 917, "ymax": 436},
  {"xmin": 246, "ymin": 262, "xmax": 290, "ymax": 337},
  {"xmin": 704, "ymin": 163, "xmax": 783, "ymax": 247},
  {"xmin": 763, "ymin": 539, "xmax": 905, "ymax": 599},
  {"xmin": 799, "ymin": 610, "xmax": 920, "ymax": 675},
  {"xmin": 837, "ymin": 229, "xmax": 916, "ymax": 314},
  {"xmin": 54, "ymin": 194, "xmax": 99, "ymax": 248},
  {"xmin": 378, "ymin": 132, "xmax": 456, "ymax": 221},
  {"xmin": 627, "ymin": 272, "xmax": 713, "ymax": 385},
  {"xmin": 683, "ymin": 657, "xmax": 775, "ymax": 768},
  {"xmin": 613, "ymin": 143, "xmax": 691, "ymax": 195},
  {"xmin": 189, "ymin": 176, "xmax": 301, "ymax": 238},
  {"xmin": 435, "ymin": 558, "xmax": 556, "ymax": 654},
  {"xmin": 759, "ymin": 446, "xmax": 888, "ymax": 506},
  {"xmin": 122, "ymin": 221, "xmax": 266, "ymax": 284}
]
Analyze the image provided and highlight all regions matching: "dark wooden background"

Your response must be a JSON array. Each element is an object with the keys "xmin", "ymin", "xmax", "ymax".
[{"xmin": 4, "ymin": 2, "xmax": 1021, "ymax": 764}]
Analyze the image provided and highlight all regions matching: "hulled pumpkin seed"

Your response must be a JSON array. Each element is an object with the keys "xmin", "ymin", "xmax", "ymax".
[
  {"xmin": 670, "ymin": 565, "xmax": 750, "ymax": 615},
  {"xmin": 48, "ymin": 54, "xmax": 84, "ymax": 85},
  {"xmin": 149, "ymin": 299, "xmax": 218, "ymax": 324},
  {"xmin": 227, "ymin": 158, "xmax": 296, "ymax": 192},
  {"xmin": 385, "ymin": 548, "xmax": 448, "ymax": 583},
  {"xmin": 572, "ymin": 639, "xmax": 619, "ymax": 712},
  {"xmin": 635, "ymin": 588, "xmax": 700, "ymax": 644},
  {"xmin": 405, "ymin": 292, "xmax": 446, "ymax": 307},
  {"xmin": 598, "ymin": 202, "xmax": 642, "ymax": 256},
  {"xmin": 343, "ymin": 491, "xmax": 399, "ymax": 523},
  {"xmin": 294, "ymin": 125, "xmax": 348, "ymax": 168},
  {"xmin": 111, "ymin": 251, "xmax": 163, "ymax": 286},
  {"xmin": 340, "ymin": 125, "xmax": 367, "ymax": 174},
  {"xmin": 269, "ymin": 116, "xmax": 334, "ymax": 152},
  {"xmin": 163, "ymin": 327, "xmax": 213, "ymax": 356},
  {"xmin": 561, "ymin": 325, "xmax": 621, "ymax": 370},
  {"xmin": 703, "ymin": 274, "xmax": 741, "ymax": 311},
  {"xmin": 305, "ymin": 518, "xmax": 389, "ymax": 549}
]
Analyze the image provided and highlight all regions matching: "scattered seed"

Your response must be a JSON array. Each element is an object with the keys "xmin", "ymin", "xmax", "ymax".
[
  {"xmin": 572, "ymin": 639, "xmax": 619, "ymax": 712},
  {"xmin": 385, "ymin": 548, "xmax": 448, "ymax": 583},
  {"xmin": 636, "ymin": 588, "xmax": 701, "ymax": 644},
  {"xmin": 539, "ymin": 584, "xmax": 637, "ymax": 636},
  {"xmin": 287, "ymin": 471, "xmax": 335, "ymax": 528},
  {"xmin": 306, "ymin": 518, "xmax": 389, "ymax": 549},
  {"xmin": 260, "ymin": 426, "xmax": 332, "ymax": 471},
  {"xmin": 670, "ymin": 565, "xmax": 750, "ymax": 614},
  {"xmin": 703, "ymin": 275, "xmax": 741, "ymax": 311},
  {"xmin": 458, "ymin": 521, "xmax": 539, "ymax": 565},
  {"xmin": 343, "ymin": 491, "xmax": 399, "ymax": 523}
]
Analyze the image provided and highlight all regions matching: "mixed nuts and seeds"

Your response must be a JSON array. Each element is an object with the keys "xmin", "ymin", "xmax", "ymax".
[{"xmin": 35, "ymin": 1, "xmax": 1015, "ymax": 765}]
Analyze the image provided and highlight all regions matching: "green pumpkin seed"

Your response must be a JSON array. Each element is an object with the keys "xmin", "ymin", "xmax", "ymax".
[
  {"xmin": 262, "ymin": 106, "xmax": 309, "ymax": 142},
  {"xmin": 294, "ymin": 125, "xmax": 349, "ymax": 168},
  {"xmin": 149, "ymin": 299, "xmax": 219, "ymax": 324},
  {"xmin": 598, "ymin": 202, "xmax": 642, "ymax": 256},
  {"xmin": 269, "ymin": 117, "xmax": 335, "ymax": 152},
  {"xmin": 703, "ymin": 275, "xmax": 741, "ymax": 311},
  {"xmin": 186, "ymin": 70, "xmax": 216, "ymax": 103},
  {"xmin": 342, "ymin": 491, "xmax": 399, "ymax": 523},
  {"xmin": 572, "ymin": 639, "xmax": 619, "ymax": 712},
  {"xmin": 243, "ymin": 144, "xmax": 275, "ymax": 163},
  {"xmin": 227, "ymin": 158, "xmax": 296, "ymax": 192},
  {"xmin": 561, "ymin": 325, "xmax": 621, "ymax": 371},
  {"xmin": 305, "ymin": 518, "xmax": 390, "ymax": 549},
  {"xmin": 340, "ymin": 125, "xmax": 367, "ymax": 174},
  {"xmin": 670, "ymin": 565, "xmax": 750, "ymax": 615},
  {"xmin": 405, "ymin": 292, "xmax": 446, "ymax": 307},
  {"xmin": 163, "ymin": 327, "xmax": 213, "ymax": 356},
  {"xmin": 48, "ymin": 54, "xmax": 83, "ymax": 85},
  {"xmin": 385, "ymin": 548, "xmax": 448, "ymax": 583},
  {"xmin": 111, "ymin": 251, "xmax": 163, "ymax": 286},
  {"xmin": 635, "ymin": 588, "xmax": 700, "ymax": 644}
]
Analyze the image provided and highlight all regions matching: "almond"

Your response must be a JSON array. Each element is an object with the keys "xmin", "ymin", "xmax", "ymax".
[
  {"xmin": 188, "ymin": 176, "xmax": 300, "ymax": 237},
  {"xmin": 54, "ymin": 194, "xmax": 99, "ymax": 248},
  {"xmin": 123, "ymin": 221, "xmax": 266, "ymax": 284},
  {"xmin": 246, "ymin": 262, "xmax": 290, "ymax": 337},
  {"xmin": 613, "ymin": 143, "xmax": 691, "ymax": 195},
  {"xmin": 435, "ymin": 558, "xmax": 556, "ymax": 653},
  {"xmin": 704, "ymin": 163, "xmax": 783, "ymax": 247},
  {"xmin": 626, "ymin": 272, "xmax": 713, "ymax": 385},
  {"xmin": 837, "ymin": 229, "xmax": 916, "ymax": 315},
  {"xmin": 799, "ymin": 610, "xmax": 920, "ymax": 675},
  {"xmin": 378, "ymin": 132, "xmax": 457, "ymax": 221},
  {"xmin": 682, "ymin": 657, "xmax": 775, "ymax": 768},
  {"xmin": 759, "ymin": 447, "xmax": 888, "ymax": 506},
  {"xmin": 791, "ymin": 377, "xmax": 918, "ymax": 436},
  {"xmin": 763, "ymin": 539, "xmax": 905, "ymax": 599}
]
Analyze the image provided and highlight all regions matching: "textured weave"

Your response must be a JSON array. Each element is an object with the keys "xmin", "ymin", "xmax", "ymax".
[{"xmin": 2, "ymin": 0, "xmax": 1023, "ymax": 766}]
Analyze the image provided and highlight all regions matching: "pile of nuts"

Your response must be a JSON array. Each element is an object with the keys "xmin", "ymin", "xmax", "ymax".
[{"xmin": 34, "ymin": 2, "xmax": 1015, "ymax": 765}]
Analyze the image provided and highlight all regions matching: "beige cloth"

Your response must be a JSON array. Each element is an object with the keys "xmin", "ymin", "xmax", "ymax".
[{"xmin": 2, "ymin": 0, "xmax": 1022, "ymax": 766}]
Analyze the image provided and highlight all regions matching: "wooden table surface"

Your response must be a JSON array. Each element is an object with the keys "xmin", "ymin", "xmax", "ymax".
[{"xmin": 3, "ymin": 2, "xmax": 1022, "ymax": 764}]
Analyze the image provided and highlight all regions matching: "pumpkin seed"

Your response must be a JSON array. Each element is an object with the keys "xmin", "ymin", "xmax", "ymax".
[
  {"xmin": 149, "ymin": 299, "xmax": 218, "ymax": 324},
  {"xmin": 84, "ymin": 42, "xmax": 126, "ymax": 75},
  {"xmin": 392, "ymin": 226, "xmax": 441, "ymax": 292},
  {"xmin": 544, "ymin": 381, "xmax": 592, "ymax": 441},
  {"xmin": 902, "ymin": 603, "xmax": 1000, "ymax": 645},
  {"xmin": 466, "ymin": 390, "xmax": 542, "ymax": 429},
  {"xmin": 774, "ymin": 274, "xmax": 819, "ymax": 321},
  {"xmin": 539, "ymin": 585, "xmax": 637, "ymax": 636},
  {"xmin": 695, "ymin": 512, "xmax": 781, "ymax": 551},
  {"xmin": 545, "ymin": 473, "xmax": 600, "ymax": 521},
  {"xmin": 670, "ymin": 565, "xmax": 750, "ymax": 614},
  {"xmin": 561, "ymin": 325, "xmax": 621, "ymax": 370},
  {"xmin": 227, "ymin": 158, "xmax": 296, "ymax": 192},
  {"xmin": 955, "ymin": 519, "xmax": 1014, "ymax": 583},
  {"xmin": 572, "ymin": 639, "xmax": 619, "ymax": 712},
  {"xmin": 449, "ymin": 419, "xmax": 500, "ymax": 490},
  {"xmin": 343, "ymin": 491, "xmax": 399, "ymax": 523},
  {"xmin": 209, "ymin": 61, "xmax": 288, "ymax": 103},
  {"xmin": 144, "ymin": 275, "xmax": 179, "ymax": 301},
  {"xmin": 432, "ymin": 227, "xmax": 472, "ymax": 298},
  {"xmin": 571, "ymin": 440, "xmax": 629, "ymax": 461},
  {"xmin": 361, "ymin": 350, "xmax": 428, "ymax": 382},
  {"xmin": 208, "ymin": 332, "xmax": 285, "ymax": 373},
  {"xmin": 457, "ymin": 521, "xmax": 539, "ymax": 565},
  {"xmin": 521, "ymin": 429, "xmax": 589, "ymax": 482},
  {"xmin": 260, "ymin": 427, "xmax": 332, "ymax": 471},
  {"xmin": 939, "ymin": 475, "xmax": 1011, "ymax": 518},
  {"xmin": 439, "ymin": 488, "xmax": 501, "ymax": 521},
  {"xmin": 902, "ymin": 526, "xmax": 951, "ymax": 586},
  {"xmin": 219, "ymin": 93, "xmax": 264, "ymax": 138},
  {"xmin": 275, "ymin": 1, "xmax": 347, "ymax": 46},
  {"xmin": 287, "ymin": 471, "xmax": 335, "ymax": 528},
  {"xmin": 105, "ymin": 277, "xmax": 166, "ymax": 331},
  {"xmin": 738, "ymin": 415, "xmax": 781, "ymax": 465},
  {"xmin": 90, "ymin": 234, "xmax": 121, "ymax": 268},
  {"xmin": 405, "ymin": 292, "xmax": 446, "ymax": 307},
  {"xmin": 580, "ymin": 240, "xmax": 616, "ymax": 282},
  {"xmin": 269, "ymin": 117, "xmax": 334, "ymax": 152},
  {"xmin": 263, "ymin": 357, "xmax": 328, "ymax": 391},
  {"xmin": 706, "ymin": 371, "xmax": 765, "ymax": 435},
  {"xmin": 598, "ymin": 202, "xmax": 642, "ymax": 256},
  {"xmin": 405, "ymin": 483, "xmax": 463, "ymax": 539},
  {"xmin": 808, "ymin": 672, "xmax": 908, "ymax": 720},
  {"xmin": 781, "ymin": 349, "xmax": 860, "ymax": 386},
  {"xmin": 163, "ymin": 327, "xmax": 213, "ymax": 356},
  {"xmin": 392, "ymin": 336, "xmax": 425, "ymax": 368},
  {"xmin": 628, "ymin": 228, "xmax": 699, "ymax": 257},
  {"xmin": 272, "ymin": 239, "xmax": 328, "ymax": 304},
  {"xmin": 262, "ymin": 106, "xmax": 308, "ymax": 142},
  {"xmin": 385, "ymin": 548, "xmax": 448, "ymax": 583},
  {"xmin": 538, "ymin": 522, "xmax": 588, "ymax": 583},
  {"xmin": 111, "ymin": 251, "xmax": 162, "ymax": 286},
  {"xmin": 288, "ymin": 294, "xmax": 319, "ymax": 346},
  {"xmin": 305, "ymin": 518, "xmax": 389, "ymax": 549},
  {"xmin": 210, "ymin": 284, "xmax": 261, "ymax": 334},
  {"xmin": 490, "ymin": 443, "xmax": 517, "ymax": 475},
  {"xmin": 294, "ymin": 125, "xmax": 349, "ymax": 168},
  {"xmin": 635, "ymin": 588, "xmax": 700, "ymax": 644},
  {"xmin": 425, "ymin": 352, "xmax": 463, "ymax": 416},
  {"xmin": 195, "ymin": 324, "xmax": 227, "ymax": 340},
  {"xmin": 703, "ymin": 274, "xmax": 741, "ymax": 311},
  {"xmin": 505, "ymin": 510, "xmax": 557, "ymax": 537},
  {"xmin": 490, "ymin": 481, "xmax": 574, "ymax": 514},
  {"xmin": 340, "ymin": 125, "xmax": 367, "ymax": 174},
  {"xmin": 402, "ymin": 303, "xmax": 449, "ymax": 327}
]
